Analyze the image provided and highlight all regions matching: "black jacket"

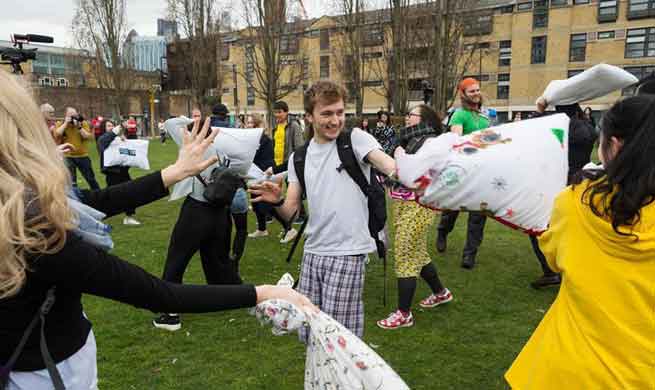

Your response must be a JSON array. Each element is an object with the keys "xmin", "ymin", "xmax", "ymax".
[
  {"xmin": 96, "ymin": 131, "xmax": 128, "ymax": 175},
  {"xmin": 0, "ymin": 172, "xmax": 257, "ymax": 371},
  {"xmin": 568, "ymin": 118, "xmax": 597, "ymax": 182},
  {"xmin": 254, "ymin": 134, "xmax": 274, "ymax": 171}
]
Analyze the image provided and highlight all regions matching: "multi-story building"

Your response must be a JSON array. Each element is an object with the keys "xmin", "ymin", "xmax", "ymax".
[
  {"xmin": 125, "ymin": 31, "xmax": 167, "ymax": 72},
  {"xmin": 167, "ymin": 0, "xmax": 655, "ymax": 121},
  {"xmin": 157, "ymin": 18, "xmax": 179, "ymax": 43}
]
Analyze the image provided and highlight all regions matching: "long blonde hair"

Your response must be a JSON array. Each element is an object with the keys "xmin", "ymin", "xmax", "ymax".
[
  {"xmin": 0, "ymin": 70, "xmax": 74, "ymax": 299},
  {"xmin": 247, "ymin": 113, "xmax": 271, "ymax": 137}
]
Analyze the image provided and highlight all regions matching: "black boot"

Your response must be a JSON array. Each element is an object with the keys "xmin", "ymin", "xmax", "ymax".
[
  {"xmin": 461, "ymin": 254, "xmax": 476, "ymax": 270},
  {"xmin": 530, "ymin": 273, "xmax": 561, "ymax": 289}
]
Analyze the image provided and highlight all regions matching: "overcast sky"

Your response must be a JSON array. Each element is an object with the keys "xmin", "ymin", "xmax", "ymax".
[{"xmin": 0, "ymin": 0, "xmax": 329, "ymax": 47}]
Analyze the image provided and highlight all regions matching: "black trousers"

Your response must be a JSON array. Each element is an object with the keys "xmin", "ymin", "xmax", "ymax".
[
  {"xmin": 437, "ymin": 211, "xmax": 487, "ymax": 258},
  {"xmin": 252, "ymin": 198, "xmax": 290, "ymax": 232},
  {"xmin": 163, "ymin": 197, "xmax": 240, "ymax": 286},
  {"xmin": 65, "ymin": 156, "xmax": 100, "ymax": 190},
  {"xmin": 105, "ymin": 169, "xmax": 135, "ymax": 216},
  {"xmin": 529, "ymin": 235, "xmax": 556, "ymax": 276}
]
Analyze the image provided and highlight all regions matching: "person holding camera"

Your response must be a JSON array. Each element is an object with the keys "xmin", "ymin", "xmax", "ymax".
[{"xmin": 52, "ymin": 107, "xmax": 100, "ymax": 191}]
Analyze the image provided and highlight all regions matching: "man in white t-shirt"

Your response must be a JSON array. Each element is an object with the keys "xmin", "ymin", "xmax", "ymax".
[{"xmin": 250, "ymin": 81, "xmax": 396, "ymax": 338}]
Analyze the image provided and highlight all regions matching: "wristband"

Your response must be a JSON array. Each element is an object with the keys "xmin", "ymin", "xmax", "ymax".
[{"xmin": 271, "ymin": 198, "xmax": 285, "ymax": 207}]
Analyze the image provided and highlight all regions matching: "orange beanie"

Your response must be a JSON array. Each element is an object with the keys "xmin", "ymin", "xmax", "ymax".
[{"xmin": 459, "ymin": 77, "xmax": 479, "ymax": 93}]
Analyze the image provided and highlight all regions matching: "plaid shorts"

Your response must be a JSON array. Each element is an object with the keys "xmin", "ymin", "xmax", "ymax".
[{"xmin": 298, "ymin": 253, "xmax": 367, "ymax": 343}]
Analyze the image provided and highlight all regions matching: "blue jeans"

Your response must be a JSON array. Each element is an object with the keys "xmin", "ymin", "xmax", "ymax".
[
  {"xmin": 65, "ymin": 156, "xmax": 100, "ymax": 190},
  {"xmin": 230, "ymin": 188, "xmax": 248, "ymax": 214}
]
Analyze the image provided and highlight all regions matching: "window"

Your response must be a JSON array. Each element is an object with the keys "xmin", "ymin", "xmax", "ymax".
[
  {"xmin": 531, "ymin": 36, "xmax": 547, "ymax": 64},
  {"xmin": 570, "ymin": 33, "xmax": 587, "ymax": 62},
  {"xmin": 622, "ymin": 65, "xmax": 655, "ymax": 95},
  {"xmin": 626, "ymin": 27, "xmax": 655, "ymax": 58},
  {"xmin": 497, "ymin": 73, "xmax": 510, "ymax": 99},
  {"xmin": 464, "ymin": 13, "xmax": 493, "ymax": 36},
  {"xmin": 320, "ymin": 29, "xmax": 330, "ymax": 50},
  {"xmin": 363, "ymin": 80, "xmax": 383, "ymax": 87},
  {"xmin": 499, "ymin": 5, "xmax": 514, "ymax": 13},
  {"xmin": 517, "ymin": 2, "xmax": 532, "ymax": 11},
  {"xmin": 574, "ymin": 0, "xmax": 590, "ymax": 4},
  {"xmin": 628, "ymin": 0, "xmax": 655, "ymax": 19},
  {"xmin": 568, "ymin": 69, "xmax": 584, "ymax": 78},
  {"xmin": 499, "ymin": 40, "xmax": 512, "ymax": 66},
  {"xmin": 362, "ymin": 27, "xmax": 384, "ymax": 46},
  {"xmin": 38, "ymin": 77, "xmax": 52, "ymax": 87},
  {"xmin": 533, "ymin": 1, "xmax": 548, "ymax": 28},
  {"xmin": 551, "ymin": 0, "xmax": 568, "ymax": 6},
  {"xmin": 221, "ymin": 44, "xmax": 229, "ymax": 61},
  {"xmin": 302, "ymin": 57, "xmax": 310, "ymax": 80},
  {"xmin": 320, "ymin": 56, "xmax": 330, "ymax": 78},
  {"xmin": 56, "ymin": 78, "xmax": 69, "ymax": 87},
  {"xmin": 247, "ymin": 88, "xmax": 255, "ymax": 106},
  {"xmin": 363, "ymin": 52, "xmax": 383, "ymax": 60},
  {"xmin": 598, "ymin": 0, "xmax": 618, "ymax": 22},
  {"xmin": 598, "ymin": 30, "xmax": 615, "ymax": 39},
  {"xmin": 280, "ymin": 35, "xmax": 299, "ymax": 55}
]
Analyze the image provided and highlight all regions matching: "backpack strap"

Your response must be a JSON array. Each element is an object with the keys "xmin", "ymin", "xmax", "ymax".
[
  {"xmin": 292, "ymin": 141, "xmax": 310, "ymax": 195},
  {"xmin": 0, "ymin": 287, "xmax": 64, "ymax": 390},
  {"xmin": 336, "ymin": 130, "xmax": 371, "ymax": 197}
]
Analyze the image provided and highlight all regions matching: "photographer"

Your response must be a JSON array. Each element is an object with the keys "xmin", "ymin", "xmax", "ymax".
[{"xmin": 53, "ymin": 107, "xmax": 100, "ymax": 190}]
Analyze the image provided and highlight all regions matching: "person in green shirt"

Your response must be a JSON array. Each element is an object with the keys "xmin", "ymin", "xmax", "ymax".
[{"xmin": 436, "ymin": 78, "xmax": 489, "ymax": 269}]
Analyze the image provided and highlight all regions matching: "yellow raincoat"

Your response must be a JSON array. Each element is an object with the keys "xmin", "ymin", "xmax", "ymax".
[{"xmin": 506, "ymin": 181, "xmax": 655, "ymax": 389}]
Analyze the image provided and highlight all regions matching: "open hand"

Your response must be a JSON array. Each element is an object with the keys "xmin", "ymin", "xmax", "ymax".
[
  {"xmin": 57, "ymin": 143, "xmax": 74, "ymax": 154},
  {"xmin": 161, "ymin": 117, "xmax": 220, "ymax": 187},
  {"xmin": 248, "ymin": 175, "xmax": 283, "ymax": 204}
]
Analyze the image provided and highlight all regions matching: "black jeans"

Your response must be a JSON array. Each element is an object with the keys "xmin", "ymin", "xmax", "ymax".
[
  {"xmin": 438, "ymin": 211, "xmax": 487, "ymax": 258},
  {"xmin": 65, "ymin": 157, "xmax": 100, "ymax": 190},
  {"xmin": 163, "ymin": 197, "xmax": 240, "ymax": 286},
  {"xmin": 529, "ymin": 235, "xmax": 556, "ymax": 276},
  {"xmin": 230, "ymin": 212, "xmax": 247, "ymax": 262},
  {"xmin": 105, "ymin": 169, "xmax": 135, "ymax": 216}
]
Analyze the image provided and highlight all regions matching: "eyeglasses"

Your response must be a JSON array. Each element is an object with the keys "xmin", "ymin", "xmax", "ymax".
[{"xmin": 405, "ymin": 112, "xmax": 421, "ymax": 118}]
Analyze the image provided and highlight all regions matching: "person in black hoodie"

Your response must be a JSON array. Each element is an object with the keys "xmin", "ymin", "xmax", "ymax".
[
  {"xmin": 529, "ymin": 99, "xmax": 597, "ymax": 289},
  {"xmin": 96, "ymin": 119, "xmax": 141, "ymax": 226},
  {"xmin": 0, "ymin": 70, "xmax": 315, "ymax": 390}
]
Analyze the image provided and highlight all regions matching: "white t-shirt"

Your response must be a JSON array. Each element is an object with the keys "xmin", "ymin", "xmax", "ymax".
[{"xmin": 288, "ymin": 128, "xmax": 381, "ymax": 256}]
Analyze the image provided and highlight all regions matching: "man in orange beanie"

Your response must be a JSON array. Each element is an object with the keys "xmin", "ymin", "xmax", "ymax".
[{"xmin": 436, "ymin": 77, "xmax": 490, "ymax": 269}]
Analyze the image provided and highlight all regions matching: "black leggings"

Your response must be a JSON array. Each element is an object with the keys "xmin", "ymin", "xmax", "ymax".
[
  {"xmin": 230, "ymin": 212, "xmax": 248, "ymax": 263},
  {"xmin": 398, "ymin": 263, "xmax": 445, "ymax": 312},
  {"xmin": 162, "ymin": 197, "xmax": 240, "ymax": 286},
  {"xmin": 252, "ymin": 198, "xmax": 290, "ymax": 232}
]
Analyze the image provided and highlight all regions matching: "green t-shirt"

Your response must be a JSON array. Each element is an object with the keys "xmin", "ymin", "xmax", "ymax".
[{"xmin": 450, "ymin": 109, "xmax": 490, "ymax": 135}]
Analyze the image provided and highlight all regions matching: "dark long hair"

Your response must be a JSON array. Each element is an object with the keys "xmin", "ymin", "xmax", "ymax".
[
  {"xmin": 100, "ymin": 119, "xmax": 115, "ymax": 135},
  {"xmin": 413, "ymin": 104, "xmax": 443, "ymax": 134},
  {"xmin": 582, "ymin": 95, "xmax": 655, "ymax": 235}
]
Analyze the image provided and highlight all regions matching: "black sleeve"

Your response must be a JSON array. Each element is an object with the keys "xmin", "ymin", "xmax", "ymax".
[
  {"xmin": 96, "ymin": 132, "xmax": 117, "ymax": 154},
  {"xmin": 254, "ymin": 135, "xmax": 275, "ymax": 171},
  {"xmin": 79, "ymin": 171, "xmax": 169, "ymax": 218},
  {"xmin": 33, "ymin": 236, "xmax": 257, "ymax": 313}
]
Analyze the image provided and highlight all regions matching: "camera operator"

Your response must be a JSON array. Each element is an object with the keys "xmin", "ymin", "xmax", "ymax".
[{"xmin": 53, "ymin": 107, "xmax": 100, "ymax": 190}]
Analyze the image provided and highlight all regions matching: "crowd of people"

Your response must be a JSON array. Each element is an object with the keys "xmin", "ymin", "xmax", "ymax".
[{"xmin": 0, "ymin": 64, "xmax": 653, "ymax": 390}]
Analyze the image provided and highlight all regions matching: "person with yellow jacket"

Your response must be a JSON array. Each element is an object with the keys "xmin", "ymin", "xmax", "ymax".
[
  {"xmin": 505, "ymin": 95, "xmax": 655, "ymax": 389},
  {"xmin": 52, "ymin": 107, "xmax": 100, "ymax": 190}
]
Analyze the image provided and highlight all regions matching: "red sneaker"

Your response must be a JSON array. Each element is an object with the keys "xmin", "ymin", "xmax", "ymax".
[
  {"xmin": 377, "ymin": 310, "xmax": 414, "ymax": 330},
  {"xmin": 419, "ymin": 288, "xmax": 453, "ymax": 308}
]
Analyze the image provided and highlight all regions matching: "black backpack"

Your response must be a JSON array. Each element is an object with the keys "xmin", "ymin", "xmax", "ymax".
[
  {"xmin": 291, "ymin": 130, "xmax": 387, "ymax": 260},
  {"xmin": 195, "ymin": 158, "xmax": 244, "ymax": 208}
]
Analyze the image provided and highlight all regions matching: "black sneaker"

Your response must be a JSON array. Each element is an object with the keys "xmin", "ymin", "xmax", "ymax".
[
  {"xmin": 461, "ymin": 255, "xmax": 476, "ymax": 270},
  {"xmin": 436, "ymin": 233, "xmax": 447, "ymax": 253},
  {"xmin": 530, "ymin": 274, "xmax": 561, "ymax": 289},
  {"xmin": 153, "ymin": 314, "xmax": 181, "ymax": 331},
  {"xmin": 293, "ymin": 217, "xmax": 306, "ymax": 225}
]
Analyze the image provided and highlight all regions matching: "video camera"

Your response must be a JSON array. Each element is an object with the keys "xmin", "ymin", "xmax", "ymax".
[{"xmin": 0, "ymin": 34, "xmax": 54, "ymax": 74}]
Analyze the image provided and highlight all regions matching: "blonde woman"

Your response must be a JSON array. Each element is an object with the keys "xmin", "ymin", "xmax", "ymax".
[{"xmin": 0, "ymin": 70, "xmax": 315, "ymax": 390}]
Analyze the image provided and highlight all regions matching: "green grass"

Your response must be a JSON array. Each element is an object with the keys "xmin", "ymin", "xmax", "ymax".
[{"xmin": 77, "ymin": 140, "xmax": 557, "ymax": 389}]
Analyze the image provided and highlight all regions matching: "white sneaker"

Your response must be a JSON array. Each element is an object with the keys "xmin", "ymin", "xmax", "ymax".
[
  {"xmin": 248, "ymin": 230, "xmax": 269, "ymax": 238},
  {"xmin": 280, "ymin": 228, "xmax": 298, "ymax": 244},
  {"xmin": 123, "ymin": 216, "xmax": 141, "ymax": 225}
]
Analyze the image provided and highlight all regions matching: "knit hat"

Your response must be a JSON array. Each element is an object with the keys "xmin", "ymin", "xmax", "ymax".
[
  {"xmin": 459, "ymin": 78, "xmax": 479, "ymax": 93},
  {"xmin": 212, "ymin": 103, "xmax": 229, "ymax": 116}
]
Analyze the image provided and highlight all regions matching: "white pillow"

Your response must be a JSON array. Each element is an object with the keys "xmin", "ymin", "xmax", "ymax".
[
  {"xmin": 542, "ymin": 63, "xmax": 638, "ymax": 105},
  {"xmin": 210, "ymin": 127, "xmax": 263, "ymax": 175},
  {"xmin": 103, "ymin": 138, "xmax": 150, "ymax": 170},
  {"xmin": 395, "ymin": 114, "xmax": 570, "ymax": 234}
]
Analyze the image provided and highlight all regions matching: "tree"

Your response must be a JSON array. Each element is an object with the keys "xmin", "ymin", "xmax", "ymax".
[
  {"xmin": 72, "ymin": 0, "xmax": 135, "ymax": 117},
  {"xmin": 240, "ymin": 0, "xmax": 306, "ymax": 127},
  {"xmin": 167, "ymin": 0, "xmax": 228, "ymax": 111},
  {"xmin": 331, "ymin": 0, "xmax": 369, "ymax": 116}
]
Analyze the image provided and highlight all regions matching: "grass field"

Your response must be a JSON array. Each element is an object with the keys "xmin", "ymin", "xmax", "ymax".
[{"xmin": 78, "ymin": 140, "xmax": 558, "ymax": 389}]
